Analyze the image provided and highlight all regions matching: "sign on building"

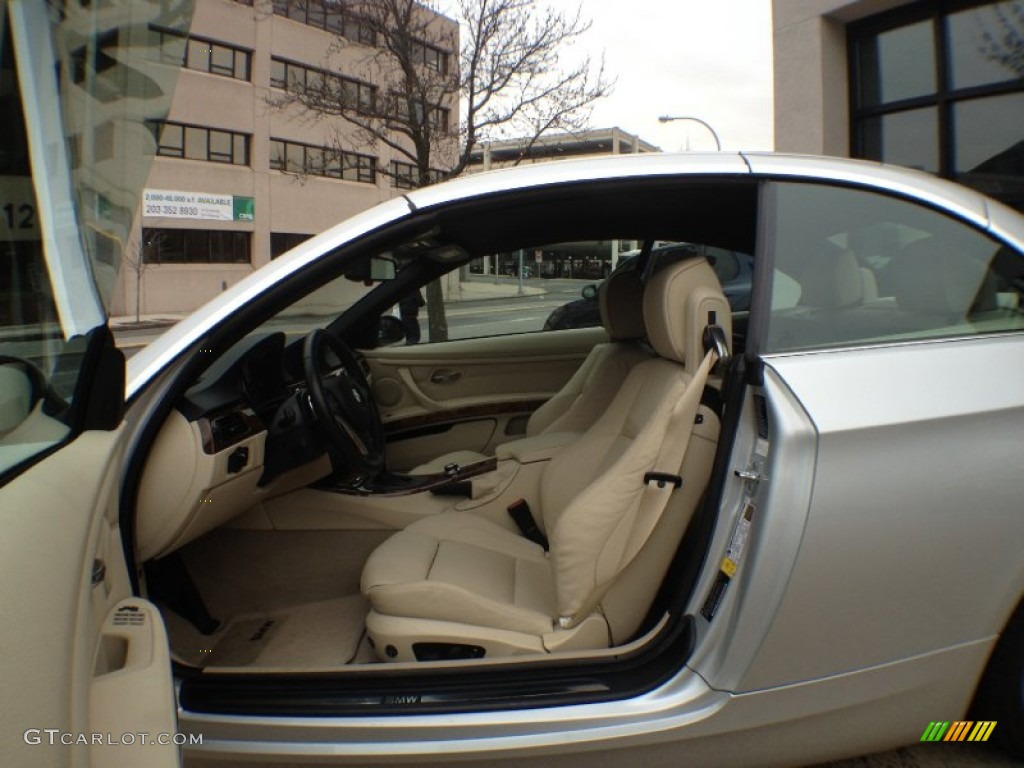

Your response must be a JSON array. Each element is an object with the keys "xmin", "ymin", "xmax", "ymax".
[{"xmin": 143, "ymin": 189, "xmax": 255, "ymax": 222}]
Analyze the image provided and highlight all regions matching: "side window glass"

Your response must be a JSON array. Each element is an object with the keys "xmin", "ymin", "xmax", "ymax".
[
  {"xmin": 648, "ymin": 244, "xmax": 754, "ymax": 312},
  {"xmin": 765, "ymin": 182, "xmax": 1024, "ymax": 352},
  {"xmin": 387, "ymin": 241, "xmax": 756, "ymax": 345},
  {"xmin": 391, "ymin": 243, "xmax": 639, "ymax": 344}
]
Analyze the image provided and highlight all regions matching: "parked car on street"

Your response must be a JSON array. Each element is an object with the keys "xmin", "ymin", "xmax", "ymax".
[
  {"xmin": 3, "ymin": 21, "xmax": 1024, "ymax": 763},
  {"xmin": 543, "ymin": 244, "xmax": 754, "ymax": 330}
]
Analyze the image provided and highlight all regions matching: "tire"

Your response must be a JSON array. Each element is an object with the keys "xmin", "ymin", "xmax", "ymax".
[{"xmin": 971, "ymin": 600, "xmax": 1024, "ymax": 758}]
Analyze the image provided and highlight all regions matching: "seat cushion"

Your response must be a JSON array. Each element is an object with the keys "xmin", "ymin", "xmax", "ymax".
[{"xmin": 361, "ymin": 512, "xmax": 555, "ymax": 636}]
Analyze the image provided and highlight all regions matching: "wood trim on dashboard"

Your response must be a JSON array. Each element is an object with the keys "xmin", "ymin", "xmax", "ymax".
[
  {"xmin": 316, "ymin": 457, "xmax": 500, "ymax": 497},
  {"xmin": 198, "ymin": 411, "xmax": 265, "ymax": 455}
]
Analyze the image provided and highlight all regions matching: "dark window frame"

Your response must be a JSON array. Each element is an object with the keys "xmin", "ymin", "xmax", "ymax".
[
  {"xmin": 411, "ymin": 38, "xmax": 450, "ymax": 75},
  {"xmin": 392, "ymin": 160, "xmax": 417, "ymax": 189},
  {"xmin": 270, "ymin": 231, "xmax": 313, "ymax": 259},
  {"xmin": 273, "ymin": 1, "xmax": 378, "ymax": 46},
  {"xmin": 147, "ymin": 120, "xmax": 250, "ymax": 166},
  {"xmin": 142, "ymin": 227, "xmax": 252, "ymax": 265},
  {"xmin": 389, "ymin": 91, "xmax": 451, "ymax": 131},
  {"xmin": 848, "ymin": 0, "xmax": 1024, "ymax": 185},
  {"xmin": 149, "ymin": 25, "xmax": 252, "ymax": 81},
  {"xmin": 269, "ymin": 137, "xmax": 376, "ymax": 184},
  {"xmin": 390, "ymin": 160, "xmax": 446, "ymax": 189},
  {"xmin": 269, "ymin": 56, "xmax": 376, "ymax": 111}
]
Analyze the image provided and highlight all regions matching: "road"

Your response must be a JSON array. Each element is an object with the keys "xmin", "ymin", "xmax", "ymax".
[
  {"xmin": 441, "ymin": 282, "xmax": 580, "ymax": 339},
  {"xmin": 113, "ymin": 277, "xmax": 590, "ymax": 353}
]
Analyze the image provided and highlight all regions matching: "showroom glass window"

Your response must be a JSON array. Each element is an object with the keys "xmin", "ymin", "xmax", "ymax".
[
  {"xmin": 850, "ymin": 1, "xmax": 1024, "ymax": 211},
  {"xmin": 0, "ymin": 3, "xmax": 189, "ymax": 481}
]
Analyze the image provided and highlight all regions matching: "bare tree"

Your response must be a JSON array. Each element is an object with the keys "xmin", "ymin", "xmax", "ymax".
[
  {"xmin": 978, "ymin": 1, "xmax": 1024, "ymax": 78},
  {"xmin": 269, "ymin": 0, "xmax": 611, "ymax": 340},
  {"xmin": 122, "ymin": 230, "xmax": 156, "ymax": 324}
]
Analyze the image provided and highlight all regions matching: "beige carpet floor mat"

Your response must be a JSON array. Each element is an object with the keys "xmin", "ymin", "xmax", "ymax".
[{"xmin": 168, "ymin": 594, "xmax": 369, "ymax": 670}]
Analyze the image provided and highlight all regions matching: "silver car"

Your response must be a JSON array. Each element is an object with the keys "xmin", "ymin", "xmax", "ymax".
[{"xmin": 2, "ymin": 23, "xmax": 1023, "ymax": 767}]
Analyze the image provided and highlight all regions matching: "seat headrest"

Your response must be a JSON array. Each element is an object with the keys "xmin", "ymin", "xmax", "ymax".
[
  {"xmin": 798, "ymin": 246, "xmax": 863, "ymax": 308},
  {"xmin": 598, "ymin": 261, "xmax": 645, "ymax": 341},
  {"xmin": 889, "ymin": 237, "xmax": 992, "ymax": 316},
  {"xmin": 642, "ymin": 257, "xmax": 731, "ymax": 371}
]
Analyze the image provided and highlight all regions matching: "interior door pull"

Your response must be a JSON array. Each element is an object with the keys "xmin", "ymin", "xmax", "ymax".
[
  {"xmin": 91, "ymin": 558, "xmax": 106, "ymax": 586},
  {"xmin": 430, "ymin": 369, "xmax": 462, "ymax": 384}
]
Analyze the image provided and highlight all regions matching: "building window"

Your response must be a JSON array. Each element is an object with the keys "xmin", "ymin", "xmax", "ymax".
[
  {"xmin": 391, "ymin": 160, "xmax": 445, "ymax": 188},
  {"xmin": 429, "ymin": 105, "xmax": 450, "ymax": 131},
  {"xmin": 273, "ymin": 0, "xmax": 377, "ymax": 46},
  {"xmin": 146, "ymin": 120, "xmax": 250, "ymax": 166},
  {"xmin": 270, "ymin": 138, "xmax": 375, "ymax": 183},
  {"xmin": 269, "ymin": 57, "xmax": 376, "ymax": 110},
  {"xmin": 271, "ymin": 232, "xmax": 313, "ymax": 259},
  {"xmin": 392, "ymin": 160, "xmax": 417, "ymax": 189},
  {"xmin": 390, "ymin": 93, "xmax": 451, "ymax": 131},
  {"xmin": 411, "ymin": 39, "xmax": 450, "ymax": 75},
  {"xmin": 850, "ymin": 1, "xmax": 1024, "ymax": 211},
  {"xmin": 149, "ymin": 26, "xmax": 251, "ymax": 81},
  {"xmin": 142, "ymin": 228, "xmax": 251, "ymax": 264}
]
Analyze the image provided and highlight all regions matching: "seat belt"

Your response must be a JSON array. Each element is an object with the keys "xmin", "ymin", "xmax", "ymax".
[
  {"xmin": 560, "ymin": 344, "xmax": 719, "ymax": 628},
  {"xmin": 628, "ymin": 345, "xmax": 717, "ymax": 552}
]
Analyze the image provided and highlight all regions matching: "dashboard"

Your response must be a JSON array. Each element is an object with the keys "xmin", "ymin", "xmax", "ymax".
[{"xmin": 135, "ymin": 332, "xmax": 334, "ymax": 561}]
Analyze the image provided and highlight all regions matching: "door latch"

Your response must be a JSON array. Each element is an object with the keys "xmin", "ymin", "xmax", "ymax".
[
  {"xmin": 734, "ymin": 459, "xmax": 767, "ymax": 486},
  {"xmin": 734, "ymin": 469, "xmax": 764, "ymax": 482}
]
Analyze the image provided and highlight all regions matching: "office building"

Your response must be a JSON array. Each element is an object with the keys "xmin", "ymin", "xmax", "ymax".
[
  {"xmin": 774, "ymin": 0, "xmax": 1023, "ymax": 211},
  {"xmin": 113, "ymin": 0, "xmax": 458, "ymax": 316}
]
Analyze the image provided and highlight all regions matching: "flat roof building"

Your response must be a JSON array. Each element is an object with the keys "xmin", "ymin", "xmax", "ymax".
[
  {"xmin": 114, "ymin": 0, "xmax": 459, "ymax": 317},
  {"xmin": 468, "ymin": 127, "xmax": 659, "ymax": 172}
]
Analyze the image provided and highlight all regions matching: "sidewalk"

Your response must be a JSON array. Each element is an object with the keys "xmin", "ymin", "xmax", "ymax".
[
  {"xmin": 110, "ymin": 277, "xmax": 545, "ymax": 329},
  {"xmin": 446, "ymin": 280, "xmax": 545, "ymax": 301},
  {"xmin": 109, "ymin": 313, "xmax": 185, "ymax": 331}
]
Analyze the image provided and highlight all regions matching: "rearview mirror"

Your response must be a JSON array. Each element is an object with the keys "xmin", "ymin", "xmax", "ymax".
[
  {"xmin": 346, "ymin": 255, "xmax": 397, "ymax": 283},
  {"xmin": 581, "ymin": 284, "xmax": 598, "ymax": 299}
]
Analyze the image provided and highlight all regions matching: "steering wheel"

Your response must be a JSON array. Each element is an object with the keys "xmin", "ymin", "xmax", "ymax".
[{"xmin": 302, "ymin": 329, "xmax": 384, "ymax": 481}]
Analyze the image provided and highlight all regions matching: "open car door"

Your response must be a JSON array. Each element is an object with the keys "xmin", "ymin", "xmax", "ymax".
[{"xmin": 0, "ymin": 2, "xmax": 179, "ymax": 766}]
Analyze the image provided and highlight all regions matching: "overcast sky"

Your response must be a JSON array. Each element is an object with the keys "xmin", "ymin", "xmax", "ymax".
[{"xmin": 544, "ymin": 0, "xmax": 775, "ymax": 152}]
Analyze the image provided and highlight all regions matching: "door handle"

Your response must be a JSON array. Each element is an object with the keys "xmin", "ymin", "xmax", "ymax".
[
  {"xmin": 398, "ymin": 367, "xmax": 443, "ymax": 411},
  {"xmin": 91, "ymin": 558, "xmax": 106, "ymax": 586},
  {"xmin": 430, "ymin": 368, "xmax": 462, "ymax": 384}
]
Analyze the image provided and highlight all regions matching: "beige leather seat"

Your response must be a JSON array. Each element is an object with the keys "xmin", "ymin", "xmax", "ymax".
[
  {"xmin": 361, "ymin": 257, "xmax": 731, "ymax": 661},
  {"xmin": 409, "ymin": 262, "xmax": 652, "ymax": 475}
]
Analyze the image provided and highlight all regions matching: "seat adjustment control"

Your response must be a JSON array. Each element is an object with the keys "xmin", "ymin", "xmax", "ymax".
[{"xmin": 227, "ymin": 446, "xmax": 250, "ymax": 474}]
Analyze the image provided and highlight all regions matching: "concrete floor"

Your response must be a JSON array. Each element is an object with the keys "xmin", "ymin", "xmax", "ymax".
[{"xmin": 814, "ymin": 742, "xmax": 1016, "ymax": 767}]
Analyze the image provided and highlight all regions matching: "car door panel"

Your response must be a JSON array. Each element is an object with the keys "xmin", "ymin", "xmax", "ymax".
[
  {"xmin": 364, "ymin": 326, "xmax": 606, "ymax": 468},
  {"xmin": 736, "ymin": 336, "xmax": 1024, "ymax": 692},
  {"xmin": 91, "ymin": 599, "xmax": 178, "ymax": 768},
  {"xmin": 1, "ymin": 428, "xmax": 178, "ymax": 768}
]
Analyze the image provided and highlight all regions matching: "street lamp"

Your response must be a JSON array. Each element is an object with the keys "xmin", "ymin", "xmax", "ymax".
[{"xmin": 657, "ymin": 115, "xmax": 722, "ymax": 151}]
